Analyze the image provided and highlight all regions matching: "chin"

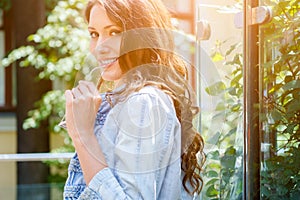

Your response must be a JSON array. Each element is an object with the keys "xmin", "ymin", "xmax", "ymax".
[
  {"xmin": 102, "ymin": 77, "xmax": 114, "ymax": 81},
  {"xmin": 102, "ymin": 74, "xmax": 121, "ymax": 82}
]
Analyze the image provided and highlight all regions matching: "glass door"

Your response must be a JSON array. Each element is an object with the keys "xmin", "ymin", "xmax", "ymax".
[
  {"xmin": 259, "ymin": 0, "xmax": 300, "ymax": 199},
  {"xmin": 196, "ymin": 0, "xmax": 244, "ymax": 199},
  {"xmin": 237, "ymin": 0, "xmax": 300, "ymax": 198},
  {"xmin": 197, "ymin": 0, "xmax": 299, "ymax": 198}
]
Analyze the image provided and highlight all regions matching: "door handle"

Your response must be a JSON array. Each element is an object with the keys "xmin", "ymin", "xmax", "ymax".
[
  {"xmin": 234, "ymin": 6, "xmax": 272, "ymax": 28},
  {"xmin": 196, "ymin": 20, "xmax": 211, "ymax": 40}
]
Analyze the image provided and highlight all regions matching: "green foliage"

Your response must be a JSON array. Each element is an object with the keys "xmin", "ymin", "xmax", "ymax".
[
  {"xmin": 202, "ymin": 40, "xmax": 244, "ymax": 200},
  {"xmin": 261, "ymin": 146, "xmax": 300, "ymax": 199},
  {"xmin": 0, "ymin": 0, "xmax": 89, "ymax": 182},
  {"xmin": 1, "ymin": 0, "xmax": 89, "ymax": 82},
  {"xmin": 0, "ymin": 0, "xmax": 89, "ymax": 130},
  {"xmin": 21, "ymin": 90, "xmax": 74, "ymax": 152},
  {"xmin": 203, "ymin": 0, "xmax": 300, "ymax": 199},
  {"xmin": 45, "ymin": 0, "xmax": 60, "ymax": 13},
  {"xmin": 260, "ymin": 0, "xmax": 300, "ymax": 199},
  {"xmin": 0, "ymin": 0, "xmax": 11, "ymax": 10}
]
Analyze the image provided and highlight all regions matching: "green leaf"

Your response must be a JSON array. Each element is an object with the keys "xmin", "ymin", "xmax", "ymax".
[
  {"xmin": 206, "ymin": 178, "xmax": 219, "ymax": 187},
  {"xmin": 230, "ymin": 73, "xmax": 243, "ymax": 87},
  {"xmin": 286, "ymin": 98, "xmax": 300, "ymax": 113},
  {"xmin": 225, "ymin": 43, "xmax": 238, "ymax": 56},
  {"xmin": 0, "ymin": 0, "xmax": 11, "ymax": 10},
  {"xmin": 282, "ymin": 80, "xmax": 300, "ymax": 91},
  {"xmin": 205, "ymin": 81, "xmax": 226, "ymax": 96},
  {"xmin": 224, "ymin": 146, "xmax": 236, "ymax": 156},
  {"xmin": 207, "ymin": 150, "xmax": 220, "ymax": 160},
  {"xmin": 283, "ymin": 123, "xmax": 296, "ymax": 135},
  {"xmin": 206, "ymin": 171, "xmax": 219, "ymax": 178},
  {"xmin": 207, "ymin": 162, "xmax": 221, "ymax": 171},
  {"xmin": 224, "ymin": 128, "xmax": 237, "ymax": 139},
  {"xmin": 207, "ymin": 132, "xmax": 221, "ymax": 146},
  {"xmin": 278, "ymin": 1, "xmax": 291, "ymax": 9},
  {"xmin": 284, "ymin": 75, "xmax": 294, "ymax": 83},
  {"xmin": 225, "ymin": 54, "xmax": 242, "ymax": 66},
  {"xmin": 211, "ymin": 52, "xmax": 224, "ymax": 62},
  {"xmin": 206, "ymin": 185, "xmax": 219, "ymax": 197},
  {"xmin": 220, "ymin": 146, "xmax": 237, "ymax": 169},
  {"xmin": 261, "ymin": 186, "xmax": 271, "ymax": 197},
  {"xmin": 228, "ymin": 87, "xmax": 237, "ymax": 96},
  {"xmin": 270, "ymin": 109, "xmax": 283, "ymax": 122},
  {"xmin": 215, "ymin": 102, "xmax": 226, "ymax": 111},
  {"xmin": 231, "ymin": 103, "xmax": 241, "ymax": 112},
  {"xmin": 269, "ymin": 83, "xmax": 284, "ymax": 94}
]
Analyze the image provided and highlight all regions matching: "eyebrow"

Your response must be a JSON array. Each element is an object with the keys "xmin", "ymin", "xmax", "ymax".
[{"xmin": 88, "ymin": 25, "xmax": 120, "ymax": 31}]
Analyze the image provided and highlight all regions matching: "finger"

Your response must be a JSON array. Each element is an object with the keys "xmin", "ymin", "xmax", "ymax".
[
  {"xmin": 65, "ymin": 90, "xmax": 77, "ymax": 135},
  {"xmin": 65, "ymin": 90, "xmax": 73, "ymax": 106},
  {"xmin": 79, "ymin": 80, "xmax": 98, "ymax": 96},
  {"xmin": 77, "ymin": 83, "xmax": 90, "ymax": 96},
  {"xmin": 65, "ymin": 90, "xmax": 73, "ymax": 120},
  {"xmin": 72, "ymin": 87, "xmax": 82, "ymax": 99}
]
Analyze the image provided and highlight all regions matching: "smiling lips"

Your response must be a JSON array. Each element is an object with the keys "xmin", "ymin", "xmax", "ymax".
[{"xmin": 99, "ymin": 58, "xmax": 118, "ymax": 68}]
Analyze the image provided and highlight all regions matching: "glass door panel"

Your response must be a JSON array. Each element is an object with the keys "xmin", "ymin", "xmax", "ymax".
[
  {"xmin": 259, "ymin": 0, "xmax": 300, "ymax": 199},
  {"xmin": 196, "ymin": 0, "xmax": 244, "ymax": 199}
]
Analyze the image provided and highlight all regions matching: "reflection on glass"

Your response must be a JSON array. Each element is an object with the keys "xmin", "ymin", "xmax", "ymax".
[
  {"xmin": 259, "ymin": 1, "xmax": 300, "ymax": 199},
  {"xmin": 196, "ymin": 1, "xmax": 244, "ymax": 199}
]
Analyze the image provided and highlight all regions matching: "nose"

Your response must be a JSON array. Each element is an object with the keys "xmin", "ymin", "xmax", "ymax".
[
  {"xmin": 95, "ymin": 33, "xmax": 114, "ymax": 54},
  {"xmin": 95, "ymin": 39, "xmax": 110, "ymax": 55}
]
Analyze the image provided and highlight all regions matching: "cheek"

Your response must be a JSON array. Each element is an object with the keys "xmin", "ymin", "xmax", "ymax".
[
  {"xmin": 89, "ymin": 41, "xmax": 96, "ymax": 53},
  {"xmin": 114, "ymin": 63, "xmax": 123, "ymax": 78},
  {"xmin": 114, "ymin": 62, "xmax": 122, "ymax": 74}
]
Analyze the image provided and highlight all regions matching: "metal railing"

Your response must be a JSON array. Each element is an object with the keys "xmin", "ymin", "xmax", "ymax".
[{"xmin": 0, "ymin": 153, "xmax": 74, "ymax": 162}]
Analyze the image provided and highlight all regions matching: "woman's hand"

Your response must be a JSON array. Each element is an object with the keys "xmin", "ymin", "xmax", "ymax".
[{"xmin": 65, "ymin": 81, "xmax": 102, "ymax": 141}]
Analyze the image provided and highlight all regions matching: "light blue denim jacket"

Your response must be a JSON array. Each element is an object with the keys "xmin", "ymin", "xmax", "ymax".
[{"xmin": 63, "ymin": 86, "xmax": 197, "ymax": 200}]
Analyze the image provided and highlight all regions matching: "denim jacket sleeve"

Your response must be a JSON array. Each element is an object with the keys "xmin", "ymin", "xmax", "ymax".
[{"xmin": 65, "ymin": 87, "xmax": 195, "ymax": 200}]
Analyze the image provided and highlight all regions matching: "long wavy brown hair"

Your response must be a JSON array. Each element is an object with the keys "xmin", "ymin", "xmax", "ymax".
[{"xmin": 85, "ymin": 0, "xmax": 205, "ymax": 195}]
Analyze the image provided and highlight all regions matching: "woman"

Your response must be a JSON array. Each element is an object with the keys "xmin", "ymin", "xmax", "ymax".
[{"xmin": 63, "ymin": 0, "xmax": 205, "ymax": 199}]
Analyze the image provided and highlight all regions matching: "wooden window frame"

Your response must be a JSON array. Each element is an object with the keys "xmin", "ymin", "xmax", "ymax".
[
  {"xmin": 167, "ymin": 0, "xmax": 196, "ymax": 88},
  {"xmin": 0, "ymin": 8, "xmax": 15, "ymax": 112},
  {"xmin": 167, "ymin": 0, "xmax": 195, "ymax": 34}
]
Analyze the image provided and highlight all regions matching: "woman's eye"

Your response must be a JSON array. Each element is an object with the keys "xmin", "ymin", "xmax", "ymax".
[
  {"xmin": 90, "ymin": 32, "xmax": 99, "ymax": 38},
  {"xmin": 109, "ymin": 29, "xmax": 121, "ymax": 36}
]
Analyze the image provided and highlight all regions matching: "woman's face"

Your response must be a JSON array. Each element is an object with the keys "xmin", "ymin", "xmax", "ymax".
[{"xmin": 88, "ymin": 3, "xmax": 123, "ymax": 81}]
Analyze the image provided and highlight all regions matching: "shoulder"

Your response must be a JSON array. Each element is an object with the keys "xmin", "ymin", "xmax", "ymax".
[
  {"xmin": 137, "ymin": 85, "xmax": 168, "ymax": 97},
  {"xmin": 127, "ymin": 86, "xmax": 174, "ymax": 109},
  {"xmin": 109, "ymin": 86, "xmax": 178, "ymax": 126}
]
